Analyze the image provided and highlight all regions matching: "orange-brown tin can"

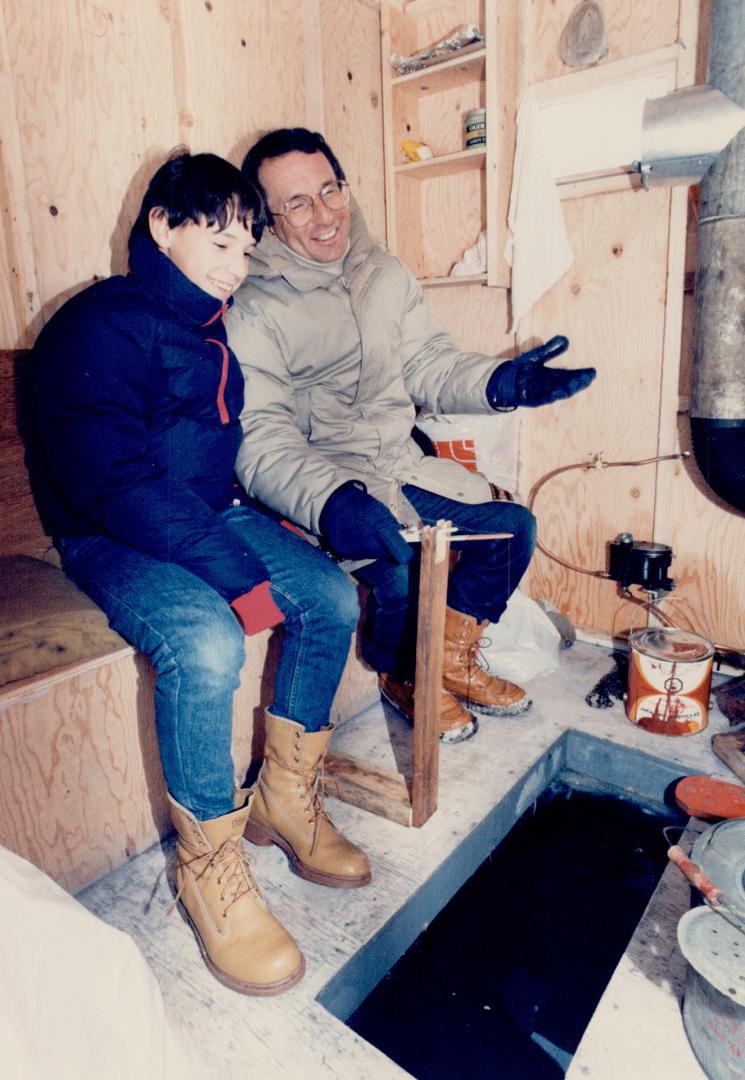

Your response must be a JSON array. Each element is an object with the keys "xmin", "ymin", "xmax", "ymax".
[{"xmin": 625, "ymin": 627, "xmax": 714, "ymax": 736}]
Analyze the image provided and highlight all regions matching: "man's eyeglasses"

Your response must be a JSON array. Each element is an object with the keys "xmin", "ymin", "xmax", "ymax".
[{"xmin": 271, "ymin": 180, "xmax": 351, "ymax": 228}]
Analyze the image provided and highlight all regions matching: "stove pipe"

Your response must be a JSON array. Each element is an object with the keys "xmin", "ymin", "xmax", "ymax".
[{"xmin": 690, "ymin": 0, "xmax": 745, "ymax": 513}]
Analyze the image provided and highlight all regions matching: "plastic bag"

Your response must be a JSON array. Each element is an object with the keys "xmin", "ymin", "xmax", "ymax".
[
  {"xmin": 478, "ymin": 589, "xmax": 562, "ymax": 682},
  {"xmin": 415, "ymin": 410, "xmax": 519, "ymax": 492}
]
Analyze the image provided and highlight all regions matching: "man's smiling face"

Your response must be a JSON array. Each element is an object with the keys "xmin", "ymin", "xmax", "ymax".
[{"xmin": 259, "ymin": 150, "xmax": 351, "ymax": 263}]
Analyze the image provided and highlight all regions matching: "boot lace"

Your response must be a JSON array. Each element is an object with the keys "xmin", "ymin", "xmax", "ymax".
[
  {"xmin": 465, "ymin": 627, "xmax": 492, "ymax": 681},
  {"xmin": 299, "ymin": 764, "xmax": 332, "ymax": 856},
  {"xmin": 167, "ymin": 838, "xmax": 263, "ymax": 918}
]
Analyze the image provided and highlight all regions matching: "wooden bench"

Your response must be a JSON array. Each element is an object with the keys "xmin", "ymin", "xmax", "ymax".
[{"xmin": 0, "ymin": 350, "xmax": 379, "ymax": 894}]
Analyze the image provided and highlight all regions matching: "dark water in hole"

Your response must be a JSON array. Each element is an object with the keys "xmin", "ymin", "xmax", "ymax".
[{"xmin": 347, "ymin": 781, "xmax": 683, "ymax": 1080}]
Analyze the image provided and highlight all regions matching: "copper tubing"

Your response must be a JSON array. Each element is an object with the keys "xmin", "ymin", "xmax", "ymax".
[
  {"xmin": 526, "ymin": 450, "xmax": 742, "ymax": 655},
  {"xmin": 526, "ymin": 452, "xmax": 687, "ymax": 577}
]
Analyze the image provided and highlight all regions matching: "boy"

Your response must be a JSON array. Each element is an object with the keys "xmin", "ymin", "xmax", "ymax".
[{"xmin": 30, "ymin": 151, "xmax": 368, "ymax": 996}]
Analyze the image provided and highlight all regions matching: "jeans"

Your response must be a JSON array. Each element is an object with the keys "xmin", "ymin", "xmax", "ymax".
[
  {"xmin": 355, "ymin": 485, "xmax": 536, "ymax": 678},
  {"xmin": 59, "ymin": 504, "xmax": 359, "ymax": 820}
]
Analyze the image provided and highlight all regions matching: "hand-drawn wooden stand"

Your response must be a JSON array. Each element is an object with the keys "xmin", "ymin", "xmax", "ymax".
[{"xmin": 324, "ymin": 521, "xmax": 511, "ymax": 828}]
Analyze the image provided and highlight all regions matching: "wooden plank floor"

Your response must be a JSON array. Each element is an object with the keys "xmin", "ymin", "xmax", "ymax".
[{"xmin": 77, "ymin": 642, "xmax": 734, "ymax": 1079}]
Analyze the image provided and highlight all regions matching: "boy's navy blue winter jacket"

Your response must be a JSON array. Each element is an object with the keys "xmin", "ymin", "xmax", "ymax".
[{"xmin": 30, "ymin": 234, "xmax": 269, "ymax": 604}]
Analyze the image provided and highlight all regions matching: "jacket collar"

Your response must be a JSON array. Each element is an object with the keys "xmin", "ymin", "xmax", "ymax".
[
  {"xmin": 128, "ymin": 233, "xmax": 230, "ymax": 327},
  {"xmin": 247, "ymin": 200, "xmax": 376, "ymax": 292}
]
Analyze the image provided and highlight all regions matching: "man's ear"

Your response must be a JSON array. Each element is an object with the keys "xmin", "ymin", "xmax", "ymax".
[{"xmin": 148, "ymin": 207, "xmax": 171, "ymax": 251}]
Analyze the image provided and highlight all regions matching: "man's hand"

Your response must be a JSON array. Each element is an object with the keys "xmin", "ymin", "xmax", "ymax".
[
  {"xmin": 487, "ymin": 335, "xmax": 596, "ymax": 410},
  {"xmin": 320, "ymin": 483, "xmax": 413, "ymax": 564}
]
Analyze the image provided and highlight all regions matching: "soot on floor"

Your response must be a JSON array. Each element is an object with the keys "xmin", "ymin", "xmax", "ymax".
[{"xmin": 347, "ymin": 778, "xmax": 683, "ymax": 1079}]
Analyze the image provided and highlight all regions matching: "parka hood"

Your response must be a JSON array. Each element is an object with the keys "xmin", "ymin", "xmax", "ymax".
[{"xmin": 247, "ymin": 199, "xmax": 377, "ymax": 291}]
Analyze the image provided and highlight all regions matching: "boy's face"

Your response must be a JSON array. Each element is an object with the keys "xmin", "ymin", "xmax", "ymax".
[
  {"xmin": 259, "ymin": 150, "xmax": 350, "ymax": 263},
  {"xmin": 150, "ymin": 211, "xmax": 255, "ymax": 301}
]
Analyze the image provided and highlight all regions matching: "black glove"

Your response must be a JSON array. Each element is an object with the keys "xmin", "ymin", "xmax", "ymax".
[
  {"xmin": 319, "ymin": 483, "xmax": 413, "ymax": 565},
  {"xmin": 486, "ymin": 335, "xmax": 596, "ymax": 410}
]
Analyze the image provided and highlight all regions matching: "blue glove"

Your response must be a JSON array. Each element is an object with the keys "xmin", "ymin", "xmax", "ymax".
[
  {"xmin": 319, "ymin": 483, "xmax": 413, "ymax": 564},
  {"xmin": 487, "ymin": 335, "xmax": 596, "ymax": 410}
]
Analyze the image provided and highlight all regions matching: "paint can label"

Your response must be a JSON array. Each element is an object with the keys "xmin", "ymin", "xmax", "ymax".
[
  {"xmin": 464, "ymin": 108, "xmax": 486, "ymax": 149},
  {"xmin": 626, "ymin": 628, "xmax": 713, "ymax": 735}
]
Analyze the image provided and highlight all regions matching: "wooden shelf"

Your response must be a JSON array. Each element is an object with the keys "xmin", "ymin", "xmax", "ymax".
[
  {"xmin": 395, "ymin": 147, "xmax": 486, "ymax": 179},
  {"xmin": 420, "ymin": 273, "xmax": 488, "ymax": 288},
  {"xmin": 381, "ymin": 0, "xmax": 515, "ymax": 287},
  {"xmin": 390, "ymin": 45, "xmax": 486, "ymax": 97}
]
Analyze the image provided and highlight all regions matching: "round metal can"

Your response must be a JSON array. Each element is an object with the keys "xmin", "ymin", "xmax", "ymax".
[
  {"xmin": 677, "ymin": 905, "xmax": 745, "ymax": 1080},
  {"xmin": 464, "ymin": 107, "xmax": 486, "ymax": 149},
  {"xmin": 625, "ymin": 627, "xmax": 714, "ymax": 735}
]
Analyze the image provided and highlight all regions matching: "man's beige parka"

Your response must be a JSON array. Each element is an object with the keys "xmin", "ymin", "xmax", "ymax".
[{"xmin": 228, "ymin": 203, "xmax": 507, "ymax": 535}]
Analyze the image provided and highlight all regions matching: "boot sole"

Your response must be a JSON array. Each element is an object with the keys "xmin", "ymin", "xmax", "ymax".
[
  {"xmin": 244, "ymin": 819, "xmax": 372, "ymax": 889},
  {"xmin": 379, "ymin": 687, "xmax": 478, "ymax": 744},
  {"xmin": 178, "ymin": 901, "xmax": 306, "ymax": 996},
  {"xmin": 451, "ymin": 693, "xmax": 533, "ymax": 718}
]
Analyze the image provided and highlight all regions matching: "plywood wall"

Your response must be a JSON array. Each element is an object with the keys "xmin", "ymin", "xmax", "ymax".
[
  {"xmin": 2, "ymin": 0, "xmax": 742, "ymax": 652},
  {"xmin": 517, "ymin": 0, "xmax": 680, "ymax": 638},
  {"xmin": 515, "ymin": 0, "xmax": 744, "ymax": 653},
  {"xmin": 424, "ymin": 0, "xmax": 742, "ymax": 655},
  {"xmin": 0, "ymin": 0, "xmax": 384, "ymax": 347},
  {"xmin": 319, "ymin": 0, "xmax": 386, "ymax": 242}
]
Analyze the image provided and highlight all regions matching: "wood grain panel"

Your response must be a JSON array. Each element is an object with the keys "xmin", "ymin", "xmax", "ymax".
[
  {"xmin": 525, "ymin": 0, "xmax": 680, "ymax": 83},
  {"xmin": 417, "ymin": 74, "xmax": 483, "ymax": 158},
  {"xmin": 424, "ymin": 276, "xmax": 512, "ymax": 356},
  {"xmin": 0, "ymin": 0, "xmax": 312, "ymax": 344},
  {"xmin": 409, "ymin": 0, "xmax": 483, "ymax": 52},
  {"xmin": 0, "ymin": 447, "xmax": 51, "ymax": 560},
  {"xmin": 417, "ymin": 168, "xmax": 484, "ymax": 278},
  {"xmin": 320, "ymin": 0, "xmax": 386, "ymax": 241},
  {"xmin": 3, "ymin": 0, "xmax": 179, "ymax": 329},
  {"xmin": 0, "ymin": 3, "xmax": 41, "ymax": 348},
  {"xmin": 0, "ymin": 652, "xmax": 164, "ymax": 893},
  {"xmin": 657, "ymin": 418, "xmax": 745, "ymax": 652},
  {"xmin": 174, "ymin": 0, "xmax": 305, "ymax": 167},
  {"xmin": 1, "ymin": 350, "xmax": 54, "ymax": 560},
  {"xmin": 518, "ymin": 186, "xmax": 671, "ymax": 636}
]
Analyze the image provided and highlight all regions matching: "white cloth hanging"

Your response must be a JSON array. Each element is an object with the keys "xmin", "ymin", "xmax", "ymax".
[{"xmin": 504, "ymin": 84, "xmax": 575, "ymax": 329}]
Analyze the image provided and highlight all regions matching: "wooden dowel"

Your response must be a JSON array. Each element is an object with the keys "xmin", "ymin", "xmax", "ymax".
[
  {"xmin": 402, "ymin": 531, "xmax": 513, "ymax": 543},
  {"xmin": 449, "ymin": 532, "xmax": 513, "ymax": 542}
]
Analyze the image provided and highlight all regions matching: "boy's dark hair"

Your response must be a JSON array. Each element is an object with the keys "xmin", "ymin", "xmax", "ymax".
[
  {"xmin": 242, "ymin": 128, "xmax": 346, "ymax": 225},
  {"xmin": 129, "ymin": 149, "xmax": 265, "ymax": 250}
]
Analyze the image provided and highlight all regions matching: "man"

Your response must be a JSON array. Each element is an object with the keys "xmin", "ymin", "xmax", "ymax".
[
  {"xmin": 30, "ymin": 151, "xmax": 369, "ymax": 998},
  {"xmin": 229, "ymin": 128, "xmax": 596, "ymax": 744}
]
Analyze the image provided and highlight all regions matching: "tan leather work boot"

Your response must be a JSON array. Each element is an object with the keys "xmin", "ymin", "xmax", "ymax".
[
  {"xmin": 442, "ymin": 607, "xmax": 532, "ymax": 717},
  {"xmin": 379, "ymin": 673, "xmax": 477, "ymax": 744},
  {"xmin": 244, "ymin": 712, "xmax": 371, "ymax": 889},
  {"xmin": 168, "ymin": 792, "xmax": 304, "ymax": 995}
]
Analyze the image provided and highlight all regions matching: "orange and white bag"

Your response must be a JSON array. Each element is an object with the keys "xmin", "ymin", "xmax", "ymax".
[{"xmin": 415, "ymin": 410, "xmax": 519, "ymax": 494}]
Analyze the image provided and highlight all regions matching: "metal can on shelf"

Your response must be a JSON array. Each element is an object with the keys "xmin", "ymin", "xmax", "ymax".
[{"xmin": 464, "ymin": 107, "xmax": 486, "ymax": 149}]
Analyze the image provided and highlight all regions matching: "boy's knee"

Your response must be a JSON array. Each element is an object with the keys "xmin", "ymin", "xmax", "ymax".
[{"xmin": 168, "ymin": 610, "xmax": 246, "ymax": 683}]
